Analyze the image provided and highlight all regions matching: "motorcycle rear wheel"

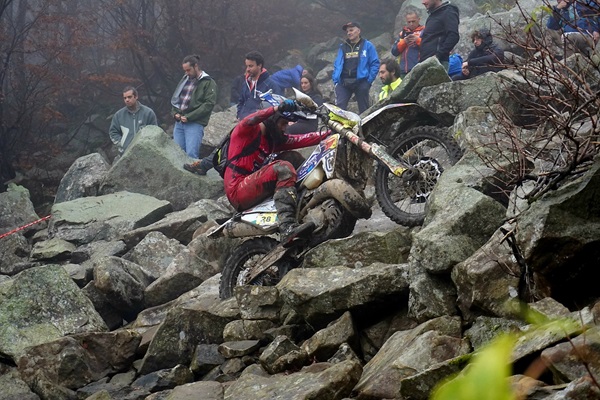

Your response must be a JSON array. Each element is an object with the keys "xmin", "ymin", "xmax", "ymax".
[
  {"xmin": 219, "ymin": 237, "xmax": 294, "ymax": 300},
  {"xmin": 375, "ymin": 126, "xmax": 463, "ymax": 227}
]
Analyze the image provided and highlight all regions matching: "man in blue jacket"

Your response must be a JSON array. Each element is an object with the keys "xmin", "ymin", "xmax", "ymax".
[
  {"xmin": 268, "ymin": 64, "xmax": 306, "ymax": 95},
  {"xmin": 547, "ymin": 0, "xmax": 599, "ymax": 57},
  {"xmin": 332, "ymin": 22, "xmax": 380, "ymax": 114}
]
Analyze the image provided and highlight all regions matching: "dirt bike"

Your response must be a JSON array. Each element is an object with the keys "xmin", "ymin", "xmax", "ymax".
[{"xmin": 210, "ymin": 89, "xmax": 462, "ymax": 299}]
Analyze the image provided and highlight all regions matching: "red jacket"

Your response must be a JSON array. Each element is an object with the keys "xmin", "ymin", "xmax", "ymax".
[
  {"xmin": 224, "ymin": 106, "xmax": 327, "ymax": 198},
  {"xmin": 391, "ymin": 25, "xmax": 424, "ymax": 74}
]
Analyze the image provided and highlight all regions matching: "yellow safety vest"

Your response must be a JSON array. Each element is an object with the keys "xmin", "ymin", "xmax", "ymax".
[{"xmin": 379, "ymin": 77, "xmax": 402, "ymax": 101}]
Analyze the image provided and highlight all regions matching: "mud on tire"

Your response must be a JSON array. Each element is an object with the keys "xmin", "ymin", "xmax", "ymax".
[{"xmin": 219, "ymin": 237, "xmax": 294, "ymax": 299}]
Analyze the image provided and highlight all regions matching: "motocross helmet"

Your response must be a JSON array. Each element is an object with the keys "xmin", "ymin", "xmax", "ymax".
[{"xmin": 264, "ymin": 111, "xmax": 291, "ymax": 145}]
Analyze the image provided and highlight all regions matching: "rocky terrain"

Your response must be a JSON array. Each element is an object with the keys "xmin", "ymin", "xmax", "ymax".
[{"xmin": 2, "ymin": 1, "xmax": 600, "ymax": 399}]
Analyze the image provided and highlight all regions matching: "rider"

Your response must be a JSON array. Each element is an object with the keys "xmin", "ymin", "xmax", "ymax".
[{"xmin": 224, "ymin": 99, "xmax": 330, "ymax": 246}]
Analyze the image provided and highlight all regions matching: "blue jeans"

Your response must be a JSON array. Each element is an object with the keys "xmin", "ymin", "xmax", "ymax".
[
  {"xmin": 174, "ymin": 121, "xmax": 204, "ymax": 159},
  {"xmin": 334, "ymin": 79, "xmax": 372, "ymax": 114}
]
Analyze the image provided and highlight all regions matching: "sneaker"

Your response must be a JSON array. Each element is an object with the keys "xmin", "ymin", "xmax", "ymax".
[
  {"xmin": 184, "ymin": 160, "xmax": 207, "ymax": 176},
  {"xmin": 280, "ymin": 222, "xmax": 316, "ymax": 248}
]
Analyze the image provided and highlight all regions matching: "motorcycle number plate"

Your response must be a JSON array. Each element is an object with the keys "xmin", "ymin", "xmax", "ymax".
[{"xmin": 254, "ymin": 213, "xmax": 278, "ymax": 225}]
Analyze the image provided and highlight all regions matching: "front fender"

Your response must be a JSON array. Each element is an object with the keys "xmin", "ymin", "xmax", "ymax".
[{"xmin": 361, "ymin": 103, "xmax": 439, "ymax": 145}]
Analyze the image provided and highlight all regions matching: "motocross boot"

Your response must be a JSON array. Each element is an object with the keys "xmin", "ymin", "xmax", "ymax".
[{"xmin": 273, "ymin": 187, "xmax": 315, "ymax": 248}]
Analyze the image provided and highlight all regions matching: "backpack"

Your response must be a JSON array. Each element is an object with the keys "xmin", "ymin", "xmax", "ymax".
[
  {"xmin": 448, "ymin": 53, "xmax": 463, "ymax": 76},
  {"xmin": 212, "ymin": 128, "xmax": 261, "ymax": 178}
]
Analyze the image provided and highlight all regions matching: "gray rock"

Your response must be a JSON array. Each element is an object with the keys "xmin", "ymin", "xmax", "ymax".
[
  {"xmin": 99, "ymin": 126, "xmax": 224, "ymax": 211},
  {"xmin": 0, "ymin": 265, "xmax": 108, "ymax": 359},
  {"xmin": 301, "ymin": 311, "xmax": 357, "ymax": 361},
  {"xmin": 218, "ymin": 340, "xmax": 261, "ymax": 358},
  {"xmin": 278, "ymin": 264, "xmax": 410, "ymax": 326},
  {"xmin": 515, "ymin": 158, "xmax": 600, "ymax": 305},
  {"xmin": 302, "ymin": 229, "xmax": 412, "ymax": 269},
  {"xmin": 353, "ymin": 316, "xmax": 470, "ymax": 399},
  {"xmin": 81, "ymin": 281, "xmax": 124, "ymax": 330},
  {"xmin": 54, "ymin": 153, "xmax": 110, "ymax": 204},
  {"xmin": 62, "ymin": 263, "xmax": 93, "ymax": 287},
  {"xmin": 190, "ymin": 344, "xmax": 226, "ymax": 376},
  {"xmin": 225, "ymin": 360, "xmax": 362, "ymax": 400},
  {"xmin": 464, "ymin": 316, "xmax": 525, "ymax": 352},
  {"xmin": 399, "ymin": 355, "xmax": 471, "ymax": 400},
  {"xmin": 138, "ymin": 296, "xmax": 238, "ymax": 375},
  {"xmin": 122, "ymin": 199, "xmax": 232, "ymax": 247},
  {"xmin": 234, "ymin": 286, "xmax": 280, "ymax": 321},
  {"xmin": 408, "ymin": 268, "xmax": 459, "ymax": 322},
  {"xmin": 49, "ymin": 191, "xmax": 172, "ymax": 245},
  {"xmin": 412, "ymin": 176, "xmax": 507, "ymax": 274},
  {"xmin": 165, "ymin": 381, "xmax": 223, "ymax": 400},
  {"xmin": 30, "ymin": 237, "xmax": 76, "ymax": 261},
  {"xmin": 93, "ymin": 256, "xmax": 153, "ymax": 319},
  {"xmin": 132, "ymin": 364, "xmax": 194, "ymax": 393},
  {"xmin": 258, "ymin": 335, "xmax": 308, "ymax": 375},
  {"xmin": 452, "ymin": 227, "xmax": 522, "ymax": 321},
  {"xmin": 223, "ymin": 319, "xmax": 277, "ymax": 342},
  {"xmin": 123, "ymin": 231, "xmax": 186, "ymax": 281},
  {"xmin": 0, "ymin": 233, "xmax": 31, "ymax": 275},
  {"xmin": 0, "ymin": 183, "xmax": 41, "ymax": 236},
  {"xmin": 0, "ymin": 367, "xmax": 41, "ymax": 399},
  {"xmin": 71, "ymin": 240, "xmax": 127, "ymax": 264},
  {"xmin": 143, "ymin": 244, "xmax": 220, "ymax": 308},
  {"xmin": 16, "ymin": 330, "xmax": 141, "ymax": 390},
  {"xmin": 359, "ymin": 308, "xmax": 419, "ymax": 362}
]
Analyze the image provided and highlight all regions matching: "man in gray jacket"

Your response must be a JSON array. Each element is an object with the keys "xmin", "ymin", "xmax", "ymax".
[{"xmin": 108, "ymin": 86, "xmax": 158, "ymax": 154}]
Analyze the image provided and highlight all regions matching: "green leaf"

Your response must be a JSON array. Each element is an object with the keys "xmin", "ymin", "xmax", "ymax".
[{"xmin": 431, "ymin": 335, "xmax": 516, "ymax": 400}]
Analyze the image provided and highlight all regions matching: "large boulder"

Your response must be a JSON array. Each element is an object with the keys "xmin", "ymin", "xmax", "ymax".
[
  {"xmin": 48, "ymin": 191, "xmax": 172, "ymax": 245},
  {"xmin": 54, "ymin": 153, "xmax": 110, "ymax": 204},
  {"xmin": 0, "ymin": 265, "xmax": 108, "ymax": 359},
  {"xmin": 99, "ymin": 126, "xmax": 224, "ymax": 211},
  {"xmin": 515, "ymin": 157, "xmax": 600, "ymax": 307},
  {"xmin": 0, "ymin": 183, "xmax": 41, "ymax": 235}
]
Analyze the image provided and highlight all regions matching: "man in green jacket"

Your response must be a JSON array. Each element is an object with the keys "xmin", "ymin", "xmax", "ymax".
[
  {"xmin": 109, "ymin": 86, "xmax": 158, "ymax": 154},
  {"xmin": 171, "ymin": 54, "xmax": 217, "ymax": 161}
]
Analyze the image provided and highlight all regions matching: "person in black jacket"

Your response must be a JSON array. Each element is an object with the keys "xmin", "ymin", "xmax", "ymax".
[
  {"xmin": 451, "ymin": 29, "xmax": 505, "ymax": 81},
  {"xmin": 419, "ymin": 0, "xmax": 460, "ymax": 70}
]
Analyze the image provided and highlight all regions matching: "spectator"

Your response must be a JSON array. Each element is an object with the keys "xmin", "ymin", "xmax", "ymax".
[
  {"xmin": 237, "ymin": 51, "xmax": 276, "ymax": 120},
  {"xmin": 547, "ymin": 0, "xmax": 599, "ymax": 57},
  {"xmin": 224, "ymin": 100, "xmax": 330, "ymax": 246},
  {"xmin": 332, "ymin": 21, "xmax": 380, "ymax": 114},
  {"xmin": 287, "ymin": 73, "xmax": 324, "ymax": 134},
  {"xmin": 172, "ymin": 54, "xmax": 217, "ymax": 162},
  {"xmin": 378, "ymin": 59, "xmax": 403, "ymax": 101},
  {"xmin": 268, "ymin": 64, "xmax": 305, "ymax": 95},
  {"xmin": 391, "ymin": 11, "xmax": 425, "ymax": 78},
  {"xmin": 419, "ymin": 0, "xmax": 460, "ymax": 71},
  {"xmin": 109, "ymin": 86, "xmax": 157, "ymax": 154},
  {"xmin": 451, "ymin": 29, "xmax": 504, "ymax": 81}
]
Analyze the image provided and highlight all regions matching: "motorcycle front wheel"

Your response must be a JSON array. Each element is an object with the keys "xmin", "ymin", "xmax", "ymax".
[
  {"xmin": 375, "ymin": 126, "xmax": 463, "ymax": 227},
  {"xmin": 219, "ymin": 237, "xmax": 295, "ymax": 300}
]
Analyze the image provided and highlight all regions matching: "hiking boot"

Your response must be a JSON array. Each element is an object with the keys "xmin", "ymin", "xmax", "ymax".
[
  {"xmin": 280, "ymin": 221, "xmax": 316, "ymax": 248},
  {"xmin": 184, "ymin": 160, "xmax": 208, "ymax": 176}
]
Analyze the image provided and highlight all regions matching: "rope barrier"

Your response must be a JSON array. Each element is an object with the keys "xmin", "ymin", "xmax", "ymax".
[{"xmin": 0, "ymin": 215, "xmax": 51, "ymax": 240}]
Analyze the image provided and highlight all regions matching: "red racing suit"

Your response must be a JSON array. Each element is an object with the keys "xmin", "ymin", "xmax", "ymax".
[{"xmin": 224, "ymin": 106, "xmax": 328, "ymax": 211}]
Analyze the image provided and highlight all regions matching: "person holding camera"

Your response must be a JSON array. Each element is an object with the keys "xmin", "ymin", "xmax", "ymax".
[
  {"xmin": 391, "ymin": 11, "xmax": 425, "ymax": 78},
  {"xmin": 332, "ymin": 21, "xmax": 380, "ymax": 114}
]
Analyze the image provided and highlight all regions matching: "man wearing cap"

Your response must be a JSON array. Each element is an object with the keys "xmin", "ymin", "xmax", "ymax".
[
  {"xmin": 332, "ymin": 21, "xmax": 380, "ymax": 114},
  {"xmin": 419, "ymin": 0, "xmax": 460, "ymax": 70}
]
